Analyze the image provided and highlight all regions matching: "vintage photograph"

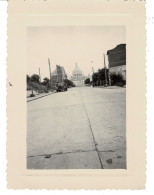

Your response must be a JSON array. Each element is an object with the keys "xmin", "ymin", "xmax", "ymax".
[{"xmin": 27, "ymin": 26, "xmax": 126, "ymax": 169}]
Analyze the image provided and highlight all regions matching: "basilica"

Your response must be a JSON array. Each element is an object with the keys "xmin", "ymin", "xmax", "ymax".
[{"xmin": 70, "ymin": 64, "xmax": 86, "ymax": 86}]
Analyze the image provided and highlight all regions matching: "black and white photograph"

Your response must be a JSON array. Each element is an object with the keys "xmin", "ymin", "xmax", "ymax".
[{"xmin": 27, "ymin": 26, "xmax": 126, "ymax": 169}]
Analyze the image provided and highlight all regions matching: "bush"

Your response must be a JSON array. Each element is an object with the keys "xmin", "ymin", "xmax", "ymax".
[
  {"xmin": 114, "ymin": 82, "xmax": 124, "ymax": 87},
  {"xmin": 64, "ymin": 79, "xmax": 75, "ymax": 87},
  {"xmin": 110, "ymin": 73, "xmax": 125, "ymax": 86},
  {"xmin": 29, "ymin": 82, "xmax": 46, "ymax": 92},
  {"xmin": 84, "ymin": 78, "xmax": 90, "ymax": 85}
]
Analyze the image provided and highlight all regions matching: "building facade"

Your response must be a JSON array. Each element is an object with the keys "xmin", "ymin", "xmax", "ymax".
[
  {"xmin": 51, "ymin": 65, "xmax": 67, "ymax": 84},
  {"xmin": 70, "ymin": 64, "xmax": 86, "ymax": 86},
  {"xmin": 107, "ymin": 44, "xmax": 126, "ymax": 80}
]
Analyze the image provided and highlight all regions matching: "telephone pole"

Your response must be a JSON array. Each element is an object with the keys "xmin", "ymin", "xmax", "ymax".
[
  {"xmin": 39, "ymin": 67, "xmax": 41, "ymax": 84},
  {"xmin": 92, "ymin": 67, "xmax": 94, "ymax": 74},
  {"xmin": 107, "ymin": 55, "xmax": 111, "ymax": 86},
  {"xmin": 104, "ymin": 53, "xmax": 108, "ymax": 86},
  {"xmin": 48, "ymin": 58, "xmax": 52, "ymax": 86}
]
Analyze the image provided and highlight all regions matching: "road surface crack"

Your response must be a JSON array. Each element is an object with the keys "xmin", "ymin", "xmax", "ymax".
[
  {"xmin": 78, "ymin": 89, "xmax": 104, "ymax": 169},
  {"xmin": 27, "ymin": 149, "xmax": 95, "ymax": 158}
]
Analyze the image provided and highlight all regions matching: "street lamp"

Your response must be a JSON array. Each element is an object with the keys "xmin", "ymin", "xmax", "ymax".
[
  {"xmin": 91, "ymin": 60, "xmax": 95, "ymax": 87},
  {"xmin": 92, "ymin": 67, "xmax": 95, "ymax": 87}
]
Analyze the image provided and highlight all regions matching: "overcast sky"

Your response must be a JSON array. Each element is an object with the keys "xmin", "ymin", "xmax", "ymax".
[{"xmin": 27, "ymin": 26, "xmax": 125, "ymax": 80}]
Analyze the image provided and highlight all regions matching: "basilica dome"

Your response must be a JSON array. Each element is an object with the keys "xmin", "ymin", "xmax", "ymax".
[
  {"xmin": 71, "ymin": 64, "xmax": 86, "ymax": 86},
  {"xmin": 72, "ymin": 64, "xmax": 83, "ymax": 76}
]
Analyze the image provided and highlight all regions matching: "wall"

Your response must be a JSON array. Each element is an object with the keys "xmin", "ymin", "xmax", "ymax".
[
  {"xmin": 109, "ymin": 65, "xmax": 126, "ymax": 80},
  {"xmin": 107, "ymin": 44, "xmax": 126, "ymax": 68}
]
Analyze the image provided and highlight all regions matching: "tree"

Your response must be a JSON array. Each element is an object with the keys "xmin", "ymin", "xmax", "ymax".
[
  {"xmin": 30, "ymin": 74, "xmax": 40, "ymax": 84},
  {"xmin": 110, "ymin": 72, "xmax": 125, "ymax": 86},
  {"xmin": 84, "ymin": 78, "xmax": 90, "ymax": 85},
  {"xmin": 92, "ymin": 72, "xmax": 99, "ymax": 83},
  {"xmin": 92, "ymin": 68, "xmax": 110, "ymax": 86},
  {"xmin": 42, "ymin": 77, "xmax": 50, "ymax": 86},
  {"xmin": 64, "ymin": 79, "xmax": 75, "ymax": 87},
  {"xmin": 98, "ymin": 68, "xmax": 109, "ymax": 83},
  {"xmin": 27, "ymin": 75, "xmax": 31, "ymax": 83}
]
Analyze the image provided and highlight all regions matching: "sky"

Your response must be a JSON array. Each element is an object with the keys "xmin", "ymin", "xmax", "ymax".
[{"xmin": 27, "ymin": 26, "xmax": 125, "ymax": 80}]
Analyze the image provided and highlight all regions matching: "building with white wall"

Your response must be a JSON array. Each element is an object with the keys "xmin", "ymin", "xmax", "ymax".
[{"xmin": 70, "ymin": 64, "xmax": 86, "ymax": 86}]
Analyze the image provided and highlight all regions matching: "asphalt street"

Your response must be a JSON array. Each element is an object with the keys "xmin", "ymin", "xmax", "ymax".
[{"xmin": 27, "ymin": 86, "xmax": 126, "ymax": 169}]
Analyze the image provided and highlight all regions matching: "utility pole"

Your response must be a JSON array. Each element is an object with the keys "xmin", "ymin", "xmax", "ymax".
[
  {"xmin": 39, "ymin": 67, "xmax": 42, "ymax": 93},
  {"xmin": 92, "ymin": 67, "xmax": 94, "ymax": 74},
  {"xmin": 39, "ymin": 67, "xmax": 41, "ymax": 84},
  {"xmin": 107, "ymin": 54, "xmax": 111, "ymax": 86},
  {"xmin": 56, "ymin": 65, "xmax": 59, "ymax": 83},
  {"xmin": 48, "ymin": 58, "xmax": 52, "ymax": 86},
  {"xmin": 75, "ymin": 62, "xmax": 78, "ymax": 80},
  {"xmin": 104, "ymin": 53, "xmax": 108, "ymax": 86}
]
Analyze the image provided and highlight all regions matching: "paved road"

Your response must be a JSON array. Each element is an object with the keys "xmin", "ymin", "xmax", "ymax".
[{"xmin": 27, "ymin": 87, "xmax": 126, "ymax": 169}]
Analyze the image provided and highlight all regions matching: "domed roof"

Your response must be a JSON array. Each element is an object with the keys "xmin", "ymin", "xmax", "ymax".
[{"xmin": 72, "ymin": 64, "xmax": 82, "ymax": 75}]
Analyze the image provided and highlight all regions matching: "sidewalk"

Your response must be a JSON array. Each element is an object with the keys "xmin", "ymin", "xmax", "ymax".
[
  {"xmin": 94, "ymin": 85, "xmax": 126, "ymax": 89},
  {"xmin": 27, "ymin": 91, "xmax": 56, "ymax": 102}
]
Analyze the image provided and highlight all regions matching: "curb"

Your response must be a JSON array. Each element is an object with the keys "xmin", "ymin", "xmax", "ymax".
[
  {"xmin": 93, "ymin": 86, "xmax": 126, "ymax": 89},
  {"xmin": 27, "ymin": 92, "xmax": 55, "ymax": 102}
]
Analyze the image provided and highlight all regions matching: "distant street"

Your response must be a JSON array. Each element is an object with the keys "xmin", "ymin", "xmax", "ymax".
[{"xmin": 27, "ymin": 87, "xmax": 126, "ymax": 169}]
